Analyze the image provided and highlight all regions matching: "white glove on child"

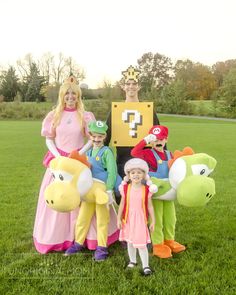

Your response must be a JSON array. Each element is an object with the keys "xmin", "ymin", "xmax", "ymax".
[
  {"xmin": 144, "ymin": 134, "xmax": 156, "ymax": 144},
  {"xmin": 46, "ymin": 138, "xmax": 60, "ymax": 157},
  {"xmin": 78, "ymin": 140, "xmax": 93, "ymax": 155},
  {"xmin": 106, "ymin": 190, "xmax": 114, "ymax": 205}
]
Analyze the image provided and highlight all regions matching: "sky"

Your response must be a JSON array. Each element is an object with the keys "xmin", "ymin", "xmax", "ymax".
[{"xmin": 0, "ymin": 0, "xmax": 236, "ymax": 88}]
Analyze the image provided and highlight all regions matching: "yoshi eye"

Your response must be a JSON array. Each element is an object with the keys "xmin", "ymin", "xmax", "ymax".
[
  {"xmin": 50, "ymin": 170, "xmax": 73, "ymax": 182},
  {"xmin": 192, "ymin": 164, "xmax": 211, "ymax": 176}
]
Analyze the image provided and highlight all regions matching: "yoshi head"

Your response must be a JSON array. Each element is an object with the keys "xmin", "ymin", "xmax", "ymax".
[
  {"xmin": 169, "ymin": 150, "xmax": 217, "ymax": 207},
  {"xmin": 44, "ymin": 155, "xmax": 93, "ymax": 212}
]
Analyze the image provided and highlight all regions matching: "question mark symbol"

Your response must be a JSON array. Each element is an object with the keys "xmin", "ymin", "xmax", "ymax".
[{"xmin": 122, "ymin": 110, "xmax": 142, "ymax": 138}]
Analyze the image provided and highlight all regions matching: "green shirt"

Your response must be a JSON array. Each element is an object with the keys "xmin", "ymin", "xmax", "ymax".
[{"xmin": 91, "ymin": 146, "xmax": 117, "ymax": 191}]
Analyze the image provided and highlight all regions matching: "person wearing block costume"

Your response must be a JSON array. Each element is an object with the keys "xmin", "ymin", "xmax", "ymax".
[
  {"xmin": 105, "ymin": 66, "xmax": 160, "ymax": 179},
  {"xmin": 105, "ymin": 66, "xmax": 160, "ymax": 204}
]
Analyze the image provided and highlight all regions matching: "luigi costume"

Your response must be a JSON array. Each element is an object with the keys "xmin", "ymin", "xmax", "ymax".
[{"xmin": 65, "ymin": 120, "xmax": 121, "ymax": 260}]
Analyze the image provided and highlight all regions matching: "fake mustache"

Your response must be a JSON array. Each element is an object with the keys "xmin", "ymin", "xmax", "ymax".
[
  {"xmin": 93, "ymin": 140, "xmax": 102, "ymax": 144},
  {"xmin": 155, "ymin": 144, "xmax": 163, "ymax": 147}
]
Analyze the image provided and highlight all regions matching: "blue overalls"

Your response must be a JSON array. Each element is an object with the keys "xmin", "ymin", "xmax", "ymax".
[
  {"xmin": 148, "ymin": 149, "xmax": 172, "ymax": 179},
  {"xmin": 86, "ymin": 146, "xmax": 122, "ymax": 193}
]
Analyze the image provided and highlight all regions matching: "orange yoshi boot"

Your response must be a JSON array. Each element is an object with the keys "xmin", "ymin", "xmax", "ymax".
[
  {"xmin": 164, "ymin": 240, "xmax": 186, "ymax": 253},
  {"xmin": 153, "ymin": 243, "xmax": 172, "ymax": 258}
]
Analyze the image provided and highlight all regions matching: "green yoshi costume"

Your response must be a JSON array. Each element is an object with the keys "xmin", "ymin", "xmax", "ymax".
[{"xmin": 150, "ymin": 147, "xmax": 217, "ymax": 258}]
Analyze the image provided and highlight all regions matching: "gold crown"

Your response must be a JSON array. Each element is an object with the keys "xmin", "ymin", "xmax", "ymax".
[
  {"xmin": 63, "ymin": 75, "xmax": 79, "ymax": 86},
  {"xmin": 122, "ymin": 65, "xmax": 140, "ymax": 83}
]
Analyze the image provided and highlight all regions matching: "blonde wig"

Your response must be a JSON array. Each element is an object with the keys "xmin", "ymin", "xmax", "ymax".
[{"xmin": 52, "ymin": 76, "xmax": 85, "ymax": 128}]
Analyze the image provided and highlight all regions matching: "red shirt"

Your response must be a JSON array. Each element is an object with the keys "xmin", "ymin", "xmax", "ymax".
[{"xmin": 131, "ymin": 139, "xmax": 172, "ymax": 172}]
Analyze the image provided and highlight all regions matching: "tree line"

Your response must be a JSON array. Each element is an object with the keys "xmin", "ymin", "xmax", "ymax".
[
  {"xmin": 0, "ymin": 52, "xmax": 236, "ymax": 115},
  {"xmin": 0, "ymin": 52, "xmax": 84, "ymax": 103}
]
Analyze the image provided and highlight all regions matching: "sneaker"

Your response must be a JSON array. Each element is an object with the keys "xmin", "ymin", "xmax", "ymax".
[
  {"xmin": 64, "ymin": 242, "xmax": 84, "ymax": 256},
  {"xmin": 127, "ymin": 262, "xmax": 137, "ymax": 268},
  {"xmin": 143, "ymin": 267, "xmax": 152, "ymax": 276},
  {"xmin": 94, "ymin": 246, "xmax": 108, "ymax": 261}
]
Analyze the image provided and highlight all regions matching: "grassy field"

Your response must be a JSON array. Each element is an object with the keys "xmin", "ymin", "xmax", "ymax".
[{"xmin": 0, "ymin": 116, "xmax": 236, "ymax": 294}]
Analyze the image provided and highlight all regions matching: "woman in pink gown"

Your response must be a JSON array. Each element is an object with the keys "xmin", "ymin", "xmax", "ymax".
[{"xmin": 33, "ymin": 75, "xmax": 119, "ymax": 254}]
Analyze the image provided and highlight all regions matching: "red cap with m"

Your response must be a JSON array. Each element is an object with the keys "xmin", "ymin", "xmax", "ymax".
[{"xmin": 149, "ymin": 125, "xmax": 168, "ymax": 140}]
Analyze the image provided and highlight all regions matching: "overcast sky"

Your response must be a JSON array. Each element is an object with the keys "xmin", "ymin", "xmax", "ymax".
[{"xmin": 0, "ymin": 0, "xmax": 235, "ymax": 87}]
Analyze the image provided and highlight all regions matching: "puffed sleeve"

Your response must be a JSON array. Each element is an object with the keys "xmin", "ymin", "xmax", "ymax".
[
  {"xmin": 148, "ymin": 192, "xmax": 153, "ymax": 199},
  {"xmin": 83, "ymin": 111, "xmax": 96, "ymax": 136},
  {"xmin": 41, "ymin": 111, "xmax": 56, "ymax": 138},
  {"xmin": 119, "ymin": 185, "xmax": 125, "ymax": 198}
]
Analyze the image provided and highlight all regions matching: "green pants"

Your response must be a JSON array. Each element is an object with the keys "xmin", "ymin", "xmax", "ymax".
[{"xmin": 151, "ymin": 199, "xmax": 176, "ymax": 244}]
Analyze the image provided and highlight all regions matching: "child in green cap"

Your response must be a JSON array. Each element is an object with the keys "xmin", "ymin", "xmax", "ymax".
[
  {"xmin": 86, "ymin": 120, "xmax": 122, "ymax": 201},
  {"xmin": 65, "ymin": 120, "xmax": 121, "ymax": 260}
]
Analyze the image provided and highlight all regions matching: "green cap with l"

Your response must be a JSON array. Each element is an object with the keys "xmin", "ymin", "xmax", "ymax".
[{"xmin": 88, "ymin": 120, "xmax": 108, "ymax": 134}]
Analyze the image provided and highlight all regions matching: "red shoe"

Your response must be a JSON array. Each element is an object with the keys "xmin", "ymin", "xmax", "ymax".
[
  {"xmin": 153, "ymin": 243, "xmax": 172, "ymax": 258},
  {"xmin": 164, "ymin": 240, "xmax": 186, "ymax": 253}
]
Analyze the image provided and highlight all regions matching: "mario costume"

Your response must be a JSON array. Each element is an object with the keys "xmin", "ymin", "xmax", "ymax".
[{"xmin": 131, "ymin": 125, "xmax": 186, "ymax": 258}]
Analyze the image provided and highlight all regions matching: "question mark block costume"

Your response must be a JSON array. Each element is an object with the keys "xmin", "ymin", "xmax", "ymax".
[{"xmin": 111, "ymin": 102, "xmax": 153, "ymax": 146}]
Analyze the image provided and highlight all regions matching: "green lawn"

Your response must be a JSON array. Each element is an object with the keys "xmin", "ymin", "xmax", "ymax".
[{"xmin": 0, "ymin": 116, "xmax": 235, "ymax": 294}]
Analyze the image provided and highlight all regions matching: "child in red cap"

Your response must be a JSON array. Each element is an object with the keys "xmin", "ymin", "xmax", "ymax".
[{"xmin": 131, "ymin": 125, "xmax": 186, "ymax": 258}]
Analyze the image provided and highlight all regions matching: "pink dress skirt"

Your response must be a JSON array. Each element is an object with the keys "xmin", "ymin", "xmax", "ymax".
[{"xmin": 119, "ymin": 186, "xmax": 151, "ymax": 248}]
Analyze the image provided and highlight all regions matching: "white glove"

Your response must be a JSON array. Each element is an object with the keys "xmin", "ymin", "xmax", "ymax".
[
  {"xmin": 46, "ymin": 138, "xmax": 60, "ymax": 157},
  {"xmin": 106, "ymin": 190, "xmax": 114, "ymax": 205},
  {"xmin": 78, "ymin": 140, "xmax": 93, "ymax": 155},
  {"xmin": 144, "ymin": 134, "xmax": 156, "ymax": 144}
]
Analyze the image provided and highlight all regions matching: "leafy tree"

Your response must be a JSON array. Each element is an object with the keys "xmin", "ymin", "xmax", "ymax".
[
  {"xmin": 212, "ymin": 59, "xmax": 236, "ymax": 88},
  {"xmin": 19, "ymin": 63, "xmax": 46, "ymax": 102},
  {"xmin": 137, "ymin": 52, "xmax": 173, "ymax": 94},
  {"xmin": 159, "ymin": 79, "xmax": 192, "ymax": 114},
  {"xmin": 0, "ymin": 66, "xmax": 19, "ymax": 101},
  {"xmin": 220, "ymin": 68, "xmax": 236, "ymax": 114},
  {"xmin": 175, "ymin": 60, "xmax": 217, "ymax": 100},
  {"xmin": 174, "ymin": 59, "xmax": 194, "ymax": 81}
]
